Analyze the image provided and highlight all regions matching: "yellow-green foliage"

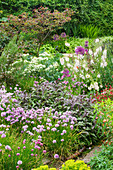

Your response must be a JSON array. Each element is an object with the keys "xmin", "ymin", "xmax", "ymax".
[
  {"xmin": 32, "ymin": 160, "xmax": 90, "ymax": 170},
  {"xmin": 32, "ymin": 165, "xmax": 56, "ymax": 170},
  {"xmin": 61, "ymin": 160, "xmax": 90, "ymax": 170}
]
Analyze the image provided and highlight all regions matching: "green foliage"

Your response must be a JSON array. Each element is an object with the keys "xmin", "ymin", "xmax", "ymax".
[
  {"xmin": 99, "ymin": 39, "xmax": 113, "ymax": 88},
  {"xmin": 1, "ymin": 0, "xmax": 113, "ymax": 37},
  {"xmin": 78, "ymin": 24, "xmax": 101, "ymax": 38},
  {"xmin": 0, "ymin": 34, "xmax": 24, "ymax": 86},
  {"xmin": 93, "ymin": 98, "xmax": 113, "ymax": 139},
  {"xmin": 89, "ymin": 142, "xmax": 113, "ymax": 170},
  {"xmin": 0, "ymin": 131, "xmax": 44, "ymax": 170},
  {"xmin": 0, "ymin": 32, "xmax": 10, "ymax": 55}
]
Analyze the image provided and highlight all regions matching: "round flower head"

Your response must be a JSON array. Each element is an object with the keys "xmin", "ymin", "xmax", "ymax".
[
  {"xmin": 75, "ymin": 46, "xmax": 85, "ymax": 55},
  {"xmin": 17, "ymin": 160, "xmax": 22, "ymax": 165},
  {"xmin": 54, "ymin": 154, "xmax": 59, "ymax": 159}
]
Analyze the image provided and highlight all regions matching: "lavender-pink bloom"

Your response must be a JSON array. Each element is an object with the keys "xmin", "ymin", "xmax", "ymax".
[
  {"xmin": 54, "ymin": 154, "xmax": 59, "ymax": 159},
  {"xmin": 16, "ymin": 153, "xmax": 20, "ymax": 156},
  {"xmin": 17, "ymin": 160, "xmax": 22, "ymax": 165}
]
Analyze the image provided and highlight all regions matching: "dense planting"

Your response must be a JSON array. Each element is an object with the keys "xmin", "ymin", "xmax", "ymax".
[{"xmin": 0, "ymin": 2, "xmax": 113, "ymax": 169}]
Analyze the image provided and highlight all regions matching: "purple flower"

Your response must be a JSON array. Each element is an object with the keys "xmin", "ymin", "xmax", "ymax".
[
  {"xmin": 1, "ymin": 133, "xmax": 6, "ymax": 138},
  {"xmin": 51, "ymin": 128, "xmax": 57, "ymax": 131},
  {"xmin": 61, "ymin": 32, "xmax": 66, "ymax": 38},
  {"xmin": 53, "ymin": 140, "xmax": 56, "ymax": 143},
  {"xmin": 23, "ymin": 146, "xmax": 26, "ymax": 149},
  {"xmin": 5, "ymin": 145, "xmax": 11, "ymax": 150},
  {"xmin": 8, "ymin": 154, "xmax": 11, "ymax": 157},
  {"xmin": 85, "ymin": 41, "xmax": 89, "ymax": 44},
  {"xmin": 61, "ymin": 139, "xmax": 64, "ymax": 142},
  {"xmin": 43, "ymin": 150, "xmax": 46, "ymax": 154},
  {"xmin": 53, "ymin": 34, "xmax": 59, "ymax": 41},
  {"xmin": 23, "ymin": 139, "xmax": 26, "ymax": 144},
  {"xmin": 85, "ymin": 44, "xmax": 88, "ymax": 47},
  {"xmin": 54, "ymin": 154, "xmax": 59, "ymax": 159},
  {"xmin": 62, "ymin": 130, "xmax": 66, "ymax": 134},
  {"xmin": 16, "ymin": 153, "xmax": 20, "ymax": 156},
  {"xmin": 17, "ymin": 160, "xmax": 22, "ymax": 165},
  {"xmin": 31, "ymin": 153, "xmax": 34, "ymax": 156},
  {"xmin": 16, "ymin": 166, "xmax": 19, "ymax": 168},
  {"xmin": 18, "ymin": 147, "xmax": 20, "ymax": 150},
  {"xmin": 75, "ymin": 46, "xmax": 85, "ymax": 55}
]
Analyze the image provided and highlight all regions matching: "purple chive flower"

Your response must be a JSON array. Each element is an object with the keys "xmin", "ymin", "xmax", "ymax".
[
  {"xmin": 8, "ymin": 154, "xmax": 11, "ymax": 157},
  {"xmin": 31, "ymin": 149, "xmax": 34, "ymax": 151},
  {"xmin": 54, "ymin": 154, "xmax": 59, "ymax": 159},
  {"xmin": 23, "ymin": 139, "xmax": 26, "ymax": 144},
  {"xmin": 55, "ymin": 124, "xmax": 59, "ymax": 127},
  {"xmin": 16, "ymin": 153, "xmax": 20, "ymax": 156},
  {"xmin": 17, "ymin": 160, "xmax": 22, "ymax": 165},
  {"xmin": 18, "ymin": 147, "xmax": 20, "ymax": 150},
  {"xmin": 61, "ymin": 139, "xmax": 64, "ymax": 142},
  {"xmin": 5, "ymin": 145, "xmax": 11, "ymax": 150},
  {"xmin": 35, "ymin": 154, "xmax": 37, "ymax": 156},
  {"xmin": 53, "ymin": 140, "xmax": 56, "ymax": 143},
  {"xmin": 34, "ymin": 81, "xmax": 38, "ymax": 84},
  {"xmin": 0, "ymin": 149, "xmax": 2, "ymax": 152},
  {"xmin": 16, "ymin": 166, "xmax": 19, "ymax": 168},
  {"xmin": 75, "ymin": 46, "xmax": 85, "ymax": 55},
  {"xmin": 1, "ymin": 133, "xmax": 6, "ymax": 138},
  {"xmin": 63, "ymin": 130, "xmax": 66, "ymax": 134},
  {"xmin": 31, "ymin": 153, "xmax": 34, "ymax": 156},
  {"xmin": 43, "ymin": 150, "xmax": 46, "ymax": 154},
  {"xmin": 23, "ymin": 146, "xmax": 26, "ymax": 149},
  {"xmin": 51, "ymin": 128, "xmax": 57, "ymax": 131}
]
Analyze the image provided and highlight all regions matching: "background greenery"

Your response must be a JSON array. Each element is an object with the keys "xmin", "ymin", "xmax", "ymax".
[{"xmin": 0, "ymin": 0, "xmax": 113, "ymax": 37}]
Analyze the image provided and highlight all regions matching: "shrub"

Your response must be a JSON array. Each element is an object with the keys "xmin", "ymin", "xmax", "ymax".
[{"xmin": 1, "ymin": 7, "xmax": 74, "ymax": 56}]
